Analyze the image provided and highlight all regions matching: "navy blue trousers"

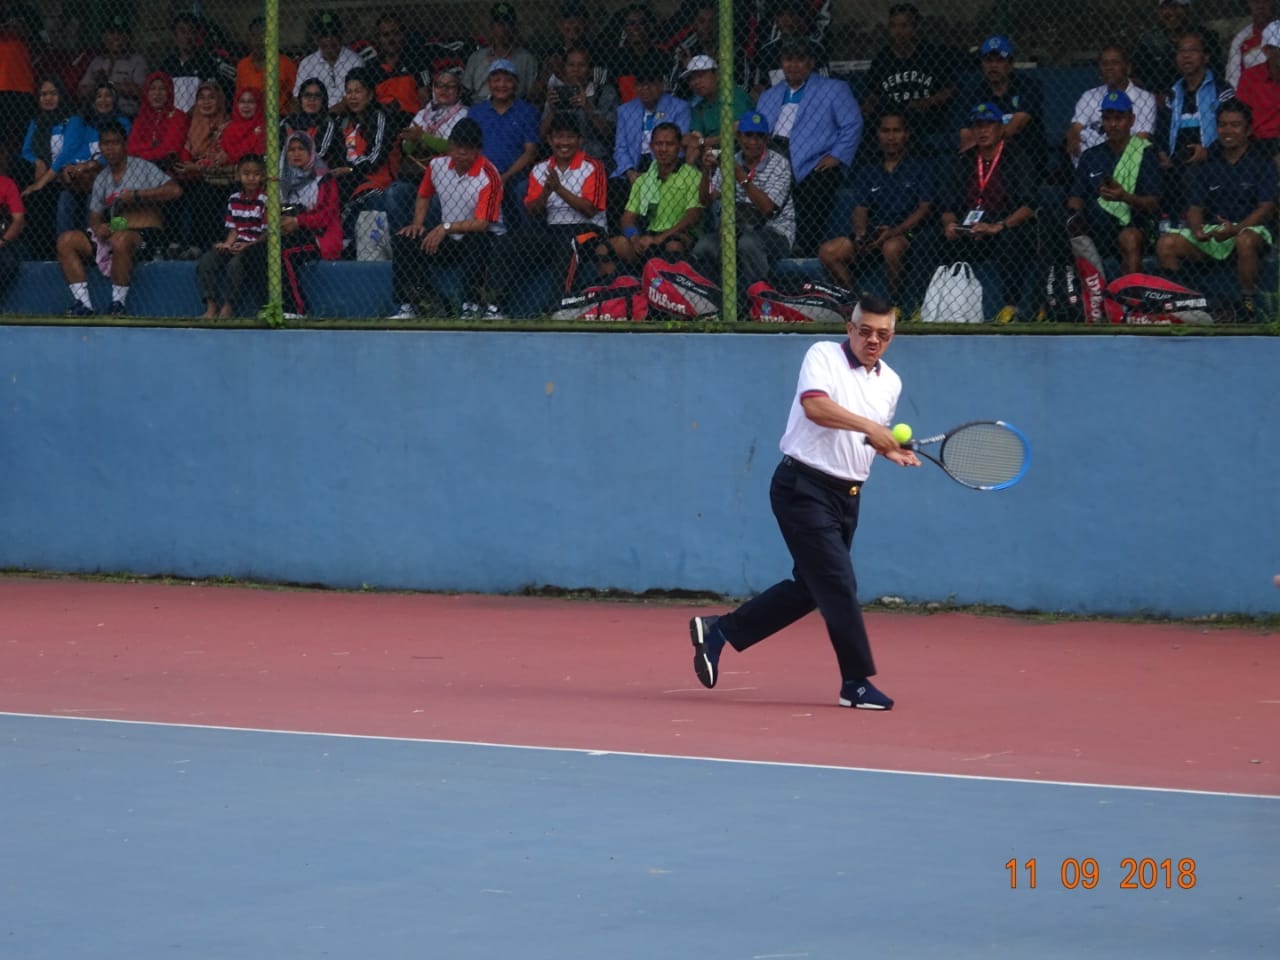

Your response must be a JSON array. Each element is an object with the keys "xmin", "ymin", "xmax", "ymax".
[{"xmin": 719, "ymin": 459, "xmax": 877, "ymax": 682}]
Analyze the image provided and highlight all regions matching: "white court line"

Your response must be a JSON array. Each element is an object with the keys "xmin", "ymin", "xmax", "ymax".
[{"xmin": 2, "ymin": 709, "xmax": 1276, "ymax": 801}]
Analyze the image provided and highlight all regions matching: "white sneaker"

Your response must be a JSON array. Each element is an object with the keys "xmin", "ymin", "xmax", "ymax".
[
  {"xmin": 460, "ymin": 301, "xmax": 480, "ymax": 318},
  {"xmin": 485, "ymin": 304, "xmax": 505, "ymax": 320},
  {"xmin": 283, "ymin": 312, "xmax": 305, "ymax": 319},
  {"xmin": 388, "ymin": 303, "xmax": 416, "ymax": 319}
]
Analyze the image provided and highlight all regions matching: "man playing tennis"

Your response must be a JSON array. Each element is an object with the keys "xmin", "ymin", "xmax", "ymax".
[{"xmin": 690, "ymin": 293, "xmax": 919, "ymax": 709}]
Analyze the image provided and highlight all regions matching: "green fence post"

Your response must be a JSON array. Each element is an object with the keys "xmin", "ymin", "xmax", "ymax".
[
  {"xmin": 718, "ymin": 0, "xmax": 737, "ymax": 324},
  {"xmin": 259, "ymin": 0, "xmax": 284, "ymax": 328}
]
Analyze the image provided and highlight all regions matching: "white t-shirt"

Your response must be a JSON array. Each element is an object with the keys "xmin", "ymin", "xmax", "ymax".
[
  {"xmin": 1071, "ymin": 82, "xmax": 1157, "ymax": 163},
  {"xmin": 294, "ymin": 47, "xmax": 365, "ymax": 108},
  {"xmin": 779, "ymin": 340, "xmax": 901, "ymax": 482}
]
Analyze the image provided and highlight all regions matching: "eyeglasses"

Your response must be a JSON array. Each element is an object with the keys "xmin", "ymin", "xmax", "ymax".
[
  {"xmin": 301, "ymin": 91, "xmax": 324, "ymax": 98},
  {"xmin": 433, "ymin": 80, "xmax": 459, "ymax": 89}
]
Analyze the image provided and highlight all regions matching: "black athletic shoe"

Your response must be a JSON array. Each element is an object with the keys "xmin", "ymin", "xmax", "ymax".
[
  {"xmin": 689, "ymin": 615, "xmax": 725, "ymax": 689},
  {"xmin": 109, "ymin": 301, "xmax": 127, "ymax": 316},
  {"xmin": 66, "ymin": 302, "xmax": 94, "ymax": 317},
  {"xmin": 839, "ymin": 679, "xmax": 894, "ymax": 710}
]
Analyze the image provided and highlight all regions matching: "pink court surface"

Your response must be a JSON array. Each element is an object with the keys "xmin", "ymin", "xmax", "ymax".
[{"xmin": 2, "ymin": 575, "xmax": 1276, "ymax": 796}]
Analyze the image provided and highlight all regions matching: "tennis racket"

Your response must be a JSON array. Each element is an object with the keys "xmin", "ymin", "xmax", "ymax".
[{"xmin": 888, "ymin": 420, "xmax": 1030, "ymax": 491}]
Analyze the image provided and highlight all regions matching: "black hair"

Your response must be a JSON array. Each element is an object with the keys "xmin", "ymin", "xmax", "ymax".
[
  {"xmin": 875, "ymin": 107, "xmax": 911, "ymax": 131},
  {"xmin": 1217, "ymin": 97, "xmax": 1253, "ymax": 126},
  {"xmin": 237, "ymin": 153, "xmax": 266, "ymax": 169},
  {"xmin": 450, "ymin": 117, "xmax": 484, "ymax": 148},
  {"xmin": 857, "ymin": 292, "xmax": 895, "ymax": 317},
  {"xmin": 97, "ymin": 119, "xmax": 129, "ymax": 142},
  {"xmin": 549, "ymin": 111, "xmax": 583, "ymax": 136},
  {"xmin": 650, "ymin": 120, "xmax": 682, "ymax": 142},
  {"xmin": 888, "ymin": 3, "xmax": 920, "ymax": 23}
]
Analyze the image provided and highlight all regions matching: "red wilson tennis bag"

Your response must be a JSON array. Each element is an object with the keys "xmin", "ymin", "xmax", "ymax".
[
  {"xmin": 1101, "ymin": 273, "xmax": 1213, "ymax": 324},
  {"xmin": 746, "ymin": 281, "xmax": 849, "ymax": 323},
  {"xmin": 550, "ymin": 275, "xmax": 648, "ymax": 321},
  {"xmin": 641, "ymin": 258, "xmax": 721, "ymax": 318}
]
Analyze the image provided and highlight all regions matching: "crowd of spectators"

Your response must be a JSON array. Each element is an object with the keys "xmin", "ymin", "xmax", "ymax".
[{"xmin": 0, "ymin": 1, "xmax": 1278, "ymax": 321}]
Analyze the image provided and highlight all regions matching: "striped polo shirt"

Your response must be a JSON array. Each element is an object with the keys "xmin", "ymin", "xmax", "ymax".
[
  {"xmin": 224, "ymin": 191, "xmax": 268, "ymax": 244},
  {"xmin": 418, "ymin": 154, "xmax": 506, "ymax": 236},
  {"xmin": 525, "ymin": 151, "xmax": 607, "ymax": 229}
]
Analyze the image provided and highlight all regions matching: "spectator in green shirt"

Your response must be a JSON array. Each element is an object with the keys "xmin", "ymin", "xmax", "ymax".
[{"xmin": 682, "ymin": 55, "xmax": 755, "ymax": 168}]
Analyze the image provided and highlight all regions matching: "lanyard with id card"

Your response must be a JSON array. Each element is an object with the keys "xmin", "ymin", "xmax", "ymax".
[{"xmin": 965, "ymin": 142, "xmax": 1004, "ymax": 225}]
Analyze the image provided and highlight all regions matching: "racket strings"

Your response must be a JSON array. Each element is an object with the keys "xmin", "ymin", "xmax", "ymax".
[{"xmin": 940, "ymin": 424, "xmax": 1026, "ymax": 487}]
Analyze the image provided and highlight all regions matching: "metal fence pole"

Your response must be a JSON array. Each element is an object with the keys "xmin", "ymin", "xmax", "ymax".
[
  {"xmin": 717, "ymin": 0, "xmax": 737, "ymax": 323},
  {"xmin": 259, "ymin": 0, "xmax": 284, "ymax": 328}
]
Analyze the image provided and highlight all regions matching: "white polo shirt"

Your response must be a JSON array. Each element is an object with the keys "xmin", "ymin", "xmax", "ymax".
[
  {"xmin": 418, "ymin": 154, "xmax": 507, "ymax": 236},
  {"xmin": 294, "ymin": 47, "xmax": 365, "ymax": 109},
  {"xmin": 525, "ymin": 151, "xmax": 607, "ymax": 228},
  {"xmin": 779, "ymin": 340, "xmax": 901, "ymax": 482}
]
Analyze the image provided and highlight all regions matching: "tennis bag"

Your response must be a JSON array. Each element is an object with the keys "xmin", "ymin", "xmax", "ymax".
[
  {"xmin": 746, "ymin": 280, "xmax": 851, "ymax": 323},
  {"xmin": 1100, "ymin": 273, "xmax": 1213, "ymax": 325},
  {"xmin": 550, "ymin": 275, "xmax": 648, "ymax": 321},
  {"xmin": 1041, "ymin": 217, "xmax": 1107, "ymax": 323},
  {"xmin": 641, "ymin": 257, "xmax": 721, "ymax": 318}
]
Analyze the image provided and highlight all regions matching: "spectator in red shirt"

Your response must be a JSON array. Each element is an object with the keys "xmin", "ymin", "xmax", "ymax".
[{"xmin": 127, "ymin": 73, "xmax": 189, "ymax": 171}]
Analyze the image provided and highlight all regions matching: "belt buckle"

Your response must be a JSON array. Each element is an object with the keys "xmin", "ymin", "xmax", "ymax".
[{"xmin": 848, "ymin": 483, "xmax": 860, "ymax": 496}]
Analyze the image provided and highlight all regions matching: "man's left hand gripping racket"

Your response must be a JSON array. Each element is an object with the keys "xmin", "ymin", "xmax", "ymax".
[{"xmin": 888, "ymin": 420, "xmax": 1031, "ymax": 491}]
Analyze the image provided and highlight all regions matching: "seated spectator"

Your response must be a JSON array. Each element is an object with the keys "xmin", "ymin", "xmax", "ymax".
[
  {"xmin": 53, "ymin": 81, "xmax": 132, "ymax": 237},
  {"xmin": 386, "ymin": 68, "xmax": 469, "ymax": 232},
  {"xmin": 171, "ymin": 80, "xmax": 231, "ymax": 256},
  {"xmin": 595, "ymin": 121, "xmax": 702, "ymax": 279},
  {"xmin": 605, "ymin": 3, "xmax": 662, "ymax": 103},
  {"xmin": 278, "ymin": 132, "xmax": 343, "ymax": 319},
  {"xmin": 489, "ymin": 112, "xmax": 609, "ymax": 317},
  {"xmin": 293, "ymin": 12, "xmax": 363, "ymax": 114},
  {"xmin": 282, "ymin": 77, "xmax": 341, "ymax": 169},
  {"xmin": 754, "ymin": 35, "xmax": 861, "ymax": 256},
  {"xmin": 539, "ymin": 47, "xmax": 617, "ymax": 165},
  {"xmin": 745, "ymin": 2, "xmax": 830, "ymax": 101},
  {"xmin": 17, "ymin": 76, "xmax": 73, "ymax": 258},
  {"xmin": 236, "ymin": 15, "xmax": 297, "ymax": 114},
  {"xmin": 462, "ymin": 3, "xmax": 539, "ymax": 102},
  {"xmin": 532, "ymin": 2, "xmax": 599, "ymax": 107},
  {"xmin": 356, "ymin": 13, "xmax": 430, "ymax": 116},
  {"xmin": 819, "ymin": 108, "xmax": 932, "ymax": 301},
  {"xmin": 860, "ymin": 3, "xmax": 959, "ymax": 157},
  {"xmin": 669, "ymin": 1, "xmax": 717, "ymax": 94},
  {"xmin": 1133, "ymin": 0, "xmax": 1222, "ymax": 101},
  {"xmin": 610, "ymin": 52, "xmax": 692, "ymax": 221},
  {"xmin": 196, "ymin": 153, "xmax": 267, "ymax": 318},
  {"xmin": 938, "ymin": 102, "xmax": 1037, "ymax": 323},
  {"xmin": 332, "ymin": 69, "xmax": 394, "ymax": 222},
  {"xmin": 387, "ymin": 118, "xmax": 505, "ymax": 320},
  {"xmin": 692, "ymin": 110, "xmax": 795, "ymax": 307},
  {"xmin": 0, "ymin": 166, "xmax": 25, "ymax": 295},
  {"xmin": 681, "ymin": 55, "xmax": 753, "ymax": 169},
  {"xmin": 76, "ymin": 15, "xmax": 146, "ymax": 119},
  {"xmin": 1067, "ymin": 46, "xmax": 1157, "ymax": 166},
  {"xmin": 469, "ymin": 59, "xmax": 541, "ymax": 229},
  {"xmin": 55, "ymin": 120, "xmax": 181, "ymax": 315},
  {"xmin": 0, "ymin": 0, "xmax": 36, "ymax": 153},
  {"xmin": 1234, "ymin": 5, "xmax": 1280, "ymax": 152},
  {"xmin": 127, "ymin": 73, "xmax": 189, "ymax": 170},
  {"xmin": 959, "ymin": 36, "xmax": 1047, "ymax": 173},
  {"xmin": 1068, "ymin": 91, "xmax": 1162, "ymax": 275},
  {"xmin": 1156, "ymin": 30, "xmax": 1235, "ymax": 220},
  {"xmin": 158, "ymin": 12, "xmax": 235, "ymax": 113},
  {"xmin": 221, "ymin": 88, "xmax": 267, "ymax": 166},
  {"xmin": 1157, "ymin": 99, "xmax": 1276, "ymax": 319}
]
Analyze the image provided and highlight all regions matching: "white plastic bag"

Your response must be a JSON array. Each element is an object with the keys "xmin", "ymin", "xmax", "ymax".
[
  {"xmin": 355, "ymin": 210, "xmax": 392, "ymax": 261},
  {"xmin": 921, "ymin": 261, "xmax": 985, "ymax": 323}
]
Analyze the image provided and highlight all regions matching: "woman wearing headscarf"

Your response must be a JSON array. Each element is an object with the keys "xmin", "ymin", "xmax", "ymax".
[
  {"xmin": 220, "ymin": 87, "xmax": 267, "ymax": 165},
  {"xmin": 282, "ymin": 77, "xmax": 341, "ymax": 168},
  {"xmin": 127, "ymin": 72, "xmax": 188, "ymax": 169},
  {"xmin": 17, "ymin": 76, "xmax": 74, "ymax": 256},
  {"xmin": 53, "ymin": 81, "xmax": 132, "ymax": 235},
  {"xmin": 385, "ymin": 67, "xmax": 468, "ymax": 231},
  {"xmin": 279, "ymin": 131, "xmax": 341, "ymax": 317},
  {"xmin": 171, "ymin": 79, "xmax": 229, "ymax": 256}
]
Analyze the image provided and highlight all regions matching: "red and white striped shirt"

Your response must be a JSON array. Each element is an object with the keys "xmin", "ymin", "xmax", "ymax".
[
  {"xmin": 418, "ymin": 154, "xmax": 505, "ymax": 236},
  {"xmin": 525, "ymin": 151, "xmax": 607, "ymax": 229},
  {"xmin": 224, "ymin": 191, "xmax": 267, "ymax": 244}
]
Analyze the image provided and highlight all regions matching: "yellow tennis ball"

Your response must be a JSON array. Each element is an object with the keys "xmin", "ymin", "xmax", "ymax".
[{"xmin": 892, "ymin": 423, "xmax": 913, "ymax": 444}]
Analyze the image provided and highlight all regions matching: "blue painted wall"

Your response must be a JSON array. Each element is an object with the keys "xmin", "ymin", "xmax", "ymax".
[{"xmin": 2, "ymin": 326, "xmax": 1277, "ymax": 617}]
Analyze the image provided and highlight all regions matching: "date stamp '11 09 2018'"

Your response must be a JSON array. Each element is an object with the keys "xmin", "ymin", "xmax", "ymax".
[{"xmin": 1005, "ymin": 858, "xmax": 1198, "ymax": 890}]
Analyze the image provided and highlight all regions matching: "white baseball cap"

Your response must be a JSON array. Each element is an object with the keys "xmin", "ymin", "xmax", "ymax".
[{"xmin": 682, "ymin": 54, "xmax": 717, "ymax": 77}]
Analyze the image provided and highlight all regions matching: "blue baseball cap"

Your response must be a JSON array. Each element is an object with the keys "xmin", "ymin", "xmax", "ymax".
[
  {"xmin": 969, "ymin": 101, "xmax": 1004, "ymax": 123},
  {"xmin": 738, "ymin": 111, "xmax": 771, "ymax": 134},
  {"xmin": 980, "ymin": 35, "xmax": 1014, "ymax": 59},
  {"xmin": 1100, "ymin": 89, "xmax": 1134, "ymax": 113},
  {"xmin": 487, "ymin": 58, "xmax": 518, "ymax": 76}
]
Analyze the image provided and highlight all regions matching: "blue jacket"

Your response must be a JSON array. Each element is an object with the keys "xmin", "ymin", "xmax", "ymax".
[
  {"xmin": 21, "ymin": 118, "xmax": 72, "ymax": 167},
  {"xmin": 754, "ymin": 73, "xmax": 861, "ymax": 181},
  {"xmin": 612, "ymin": 93, "xmax": 691, "ymax": 177},
  {"xmin": 53, "ymin": 115, "xmax": 133, "ymax": 174}
]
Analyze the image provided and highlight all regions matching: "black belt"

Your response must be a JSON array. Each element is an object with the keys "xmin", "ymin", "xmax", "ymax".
[{"xmin": 781, "ymin": 456, "xmax": 863, "ymax": 496}]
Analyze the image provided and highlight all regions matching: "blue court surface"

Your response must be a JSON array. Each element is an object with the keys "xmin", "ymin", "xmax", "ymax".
[{"xmin": 2, "ymin": 713, "xmax": 1276, "ymax": 959}]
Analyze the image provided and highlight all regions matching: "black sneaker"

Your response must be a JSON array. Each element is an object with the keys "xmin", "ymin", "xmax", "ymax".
[
  {"xmin": 66, "ymin": 302, "xmax": 94, "ymax": 317},
  {"xmin": 1237, "ymin": 295, "xmax": 1260, "ymax": 323},
  {"xmin": 109, "ymin": 301, "xmax": 127, "ymax": 316},
  {"xmin": 839, "ymin": 679, "xmax": 894, "ymax": 710},
  {"xmin": 689, "ymin": 615, "xmax": 726, "ymax": 689}
]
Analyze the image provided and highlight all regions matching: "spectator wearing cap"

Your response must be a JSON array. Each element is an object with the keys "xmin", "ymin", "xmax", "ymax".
[
  {"xmin": 744, "ymin": 2, "xmax": 830, "ymax": 100},
  {"xmin": 959, "ymin": 36, "xmax": 1047, "ymax": 173},
  {"xmin": 938, "ymin": 101, "xmax": 1037, "ymax": 323},
  {"xmin": 819, "ymin": 107, "xmax": 932, "ymax": 301},
  {"xmin": 754, "ymin": 35, "xmax": 861, "ymax": 257},
  {"xmin": 293, "ymin": 12, "xmax": 364, "ymax": 114},
  {"xmin": 538, "ymin": 46, "xmax": 617, "ymax": 165},
  {"xmin": 669, "ymin": 0, "xmax": 717, "ymax": 93},
  {"xmin": 1133, "ymin": 0, "xmax": 1223, "ymax": 101},
  {"xmin": 1067, "ymin": 90, "xmax": 1162, "ymax": 275},
  {"xmin": 692, "ymin": 110, "xmax": 795, "ymax": 306},
  {"xmin": 468, "ymin": 59, "xmax": 541, "ymax": 229},
  {"xmin": 237, "ymin": 15, "xmax": 298, "ymax": 114},
  {"xmin": 681, "ymin": 55, "xmax": 754, "ymax": 168},
  {"xmin": 1067, "ymin": 46, "xmax": 1157, "ymax": 167},
  {"xmin": 1234, "ymin": 3, "xmax": 1280, "ymax": 152},
  {"xmin": 463, "ymin": 3, "xmax": 539, "ymax": 103},
  {"xmin": 533, "ymin": 2, "xmax": 608, "ymax": 108},
  {"xmin": 1156, "ymin": 98, "xmax": 1275, "ymax": 319},
  {"xmin": 489, "ymin": 111, "xmax": 609, "ymax": 316},
  {"xmin": 860, "ymin": 4, "xmax": 959, "ymax": 158},
  {"xmin": 77, "ymin": 15, "xmax": 147, "ymax": 118},
  {"xmin": 157, "ymin": 12, "xmax": 236, "ymax": 113},
  {"xmin": 387, "ymin": 117, "xmax": 505, "ymax": 320}
]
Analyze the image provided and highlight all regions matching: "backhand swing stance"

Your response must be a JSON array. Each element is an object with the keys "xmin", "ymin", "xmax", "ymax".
[{"xmin": 689, "ymin": 293, "xmax": 919, "ymax": 709}]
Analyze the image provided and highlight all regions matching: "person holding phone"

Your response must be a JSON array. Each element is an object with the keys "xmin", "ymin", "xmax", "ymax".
[{"xmin": 537, "ymin": 46, "xmax": 616, "ymax": 165}]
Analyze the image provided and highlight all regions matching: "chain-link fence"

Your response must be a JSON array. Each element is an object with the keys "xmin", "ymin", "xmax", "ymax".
[{"xmin": 0, "ymin": 0, "xmax": 1275, "ymax": 324}]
